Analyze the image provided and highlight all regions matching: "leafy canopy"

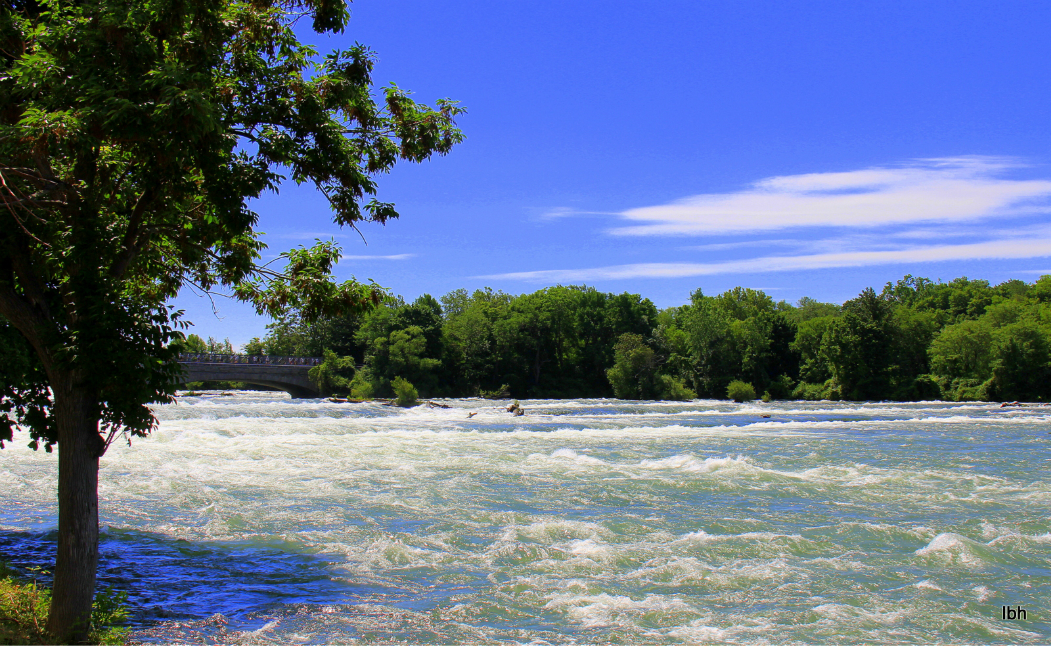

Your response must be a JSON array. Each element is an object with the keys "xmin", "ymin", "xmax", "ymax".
[{"xmin": 0, "ymin": 0, "xmax": 463, "ymax": 446}]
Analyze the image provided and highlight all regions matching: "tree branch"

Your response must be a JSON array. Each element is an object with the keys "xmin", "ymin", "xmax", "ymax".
[
  {"xmin": 0, "ymin": 268, "xmax": 53, "ymax": 368},
  {"xmin": 0, "ymin": 171, "xmax": 52, "ymax": 246},
  {"xmin": 109, "ymin": 188, "xmax": 155, "ymax": 279}
]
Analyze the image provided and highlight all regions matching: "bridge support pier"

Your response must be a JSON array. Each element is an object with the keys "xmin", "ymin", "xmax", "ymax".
[{"xmin": 283, "ymin": 385, "xmax": 318, "ymax": 399}]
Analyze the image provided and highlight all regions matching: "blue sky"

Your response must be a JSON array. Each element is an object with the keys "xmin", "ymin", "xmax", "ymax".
[{"xmin": 176, "ymin": 0, "xmax": 1051, "ymax": 347}]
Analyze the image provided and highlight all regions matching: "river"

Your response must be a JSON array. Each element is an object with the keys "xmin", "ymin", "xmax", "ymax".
[{"xmin": 0, "ymin": 394, "xmax": 1048, "ymax": 643}]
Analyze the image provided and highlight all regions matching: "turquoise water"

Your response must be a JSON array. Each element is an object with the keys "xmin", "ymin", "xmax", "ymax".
[{"xmin": 0, "ymin": 395, "xmax": 1048, "ymax": 643}]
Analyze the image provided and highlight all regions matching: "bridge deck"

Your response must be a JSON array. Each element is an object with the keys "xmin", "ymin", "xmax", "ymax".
[{"xmin": 178, "ymin": 354, "xmax": 321, "ymax": 398}]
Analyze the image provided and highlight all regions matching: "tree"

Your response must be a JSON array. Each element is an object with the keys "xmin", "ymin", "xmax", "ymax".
[
  {"xmin": 607, "ymin": 333, "xmax": 662, "ymax": 399},
  {"xmin": 652, "ymin": 308, "xmax": 693, "ymax": 387},
  {"xmin": 441, "ymin": 288, "xmax": 514, "ymax": 395},
  {"xmin": 680, "ymin": 287, "xmax": 786, "ymax": 397},
  {"xmin": 0, "ymin": 1, "xmax": 462, "ymax": 639},
  {"xmin": 928, "ymin": 295, "xmax": 1051, "ymax": 402},
  {"xmin": 179, "ymin": 333, "xmax": 209, "ymax": 354},
  {"xmin": 366, "ymin": 325, "xmax": 441, "ymax": 395},
  {"xmin": 680, "ymin": 290, "xmax": 737, "ymax": 397},
  {"xmin": 988, "ymin": 321, "xmax": 1050, "ymax": 401},
  {"xmin": 249, "ymin": 308, "xmax": 366, "ymax": 358},
  {"xmin": 820, "ymin": 288, "xmax": 894, "ymax": 400},
  {"xmin": 606, "ymin": 332, "xmax": 693, "ymax": 401},
  {"xmin": 726, "ymin": 379, "xmax": 755, "ymax": 402},
  {"xmin": 886, "ymin": 306, "xmax": 939, "ymax": 395},
  {"xmin": 308, "ymin": 348, "xmax": 357, "ymax": 396},
  {"xmin": 391, "ymin": 376, "xmax": 418, "ymax": 407},
  {"xmin": 790, "ymin": 296, "xmax": 841, "ymax": 322}
]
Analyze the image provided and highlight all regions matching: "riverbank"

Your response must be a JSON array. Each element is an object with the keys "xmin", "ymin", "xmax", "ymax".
[{"xmin": 0, "ymin": 564, "xmax": 129, "ymax": 645}]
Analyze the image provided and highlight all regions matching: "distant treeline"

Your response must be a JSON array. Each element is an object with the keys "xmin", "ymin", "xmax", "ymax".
[{"xmin": 181, "ymin": 274, "xmax": 1051, "ymax": 403}]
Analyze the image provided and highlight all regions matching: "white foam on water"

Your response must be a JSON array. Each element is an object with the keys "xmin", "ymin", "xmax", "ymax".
[
  {"xmin": 812, "ymin": 603, "xmax": 905, "ymax": 625},
  {"xmin": 497, "ymin": 519, "xmax": 610, "ymax": 545},
  {"xmin": 242, "ymin": 619, "xmax": 280, "ymax": 637},
  {"xmin": 547, "ymin": 448, "xmax": 608, "ymax": 466},
  {"xmin": 624, "ymin": 557, "xmax": 715, "ymax": 586},
  {"xmin": 630, "ymin": 456, "xmax": 934, "ymax": 490},
  {"xmin": 543, "ymin": 592, "xmax": 698, "ymax": 629},
  {"xmin": 802, "ymin": 555, "xmax": 873, "ymax": 572},
  {"xmin": 913, "ymin": 579, "xmax": 942, "ymax": 591},
  {"xmin": 904, "ymin": 414, "xmax": 1048, "ymax": 425},
  {"xmin": 677, "ymin": 530, "xmax": 717, "ymax": 544},
  {"xmin": 664, "ymin": 623, "xmax": 728, "ymax": 642},
  {"xmin": 666, "ymin": 617, "xmax": 779, "ymax": 644},
  {"xmin": 914, "ymin": 532, "xmax": 987, "ymax": 567},
  {"xmin": 559, "ymin": 403, "xmax": 986, "ymax": 420},
  {"xmin": 638, "ymin": 454, "xmax": 750, "ymax": 473},
  {"xmin": 359, "ymin": 537, "xmax": 439, "ymax": 569},
  {"xmin": 827, "ymin": 521, "xmax": 936, "ymax": 544},
  {"xmin": 3, "ymin": 394, "xmax": 1048, "ymax": 644},
  {"xmin": 632, "ymin": 453, "xmax": 877, "ymax": 486},
  {"xmin": 643, "ymin": 556, "xmax": 799, "ymax": 591},
  {"xmin": 158, "ymin": 393, "xmax": 1046, "ymax": 420},
  {"xmin": 566, "ymin": 538, "xmax": 609, "ymax": 559},
  {"xmin": 712, "ymin": 557, "xmax": 799, "ymax": 586},
  {"xmin": 980, "ymin": 520, "xmax": 1005, "ymax": 540},
  {"xmin": 676, "ymin": 530, "xmax": 805, "ymax": 545}
]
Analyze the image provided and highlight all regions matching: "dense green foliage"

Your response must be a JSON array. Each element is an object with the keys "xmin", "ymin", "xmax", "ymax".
[
  {"xmin": 606, "ymin": 333, "xmax": 695, "ymax": 401},
  {"xmin": 308, "ymin": 349, "xmax": 357, "ymax": 397},
  {"xmin": 391, "ymin": 376, "xmax": 418, "ymax": 407},
  {"xmin": 726, "ymin": 380, "xmax": 756, "ymax": 403},
  {"xmin": 246, "ymin": 275, "xmax": 1050, "ymax": 403}
]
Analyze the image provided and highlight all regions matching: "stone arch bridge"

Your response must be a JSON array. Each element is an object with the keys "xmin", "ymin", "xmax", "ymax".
[{"xmin": 178, "ymin": 353, "xmax": 322, "ymax": 398}]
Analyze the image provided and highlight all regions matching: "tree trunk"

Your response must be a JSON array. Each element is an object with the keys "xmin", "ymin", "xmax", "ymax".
[{"xmin": 45, "ymin": 372, "xmax": 101, "ymax": 644}]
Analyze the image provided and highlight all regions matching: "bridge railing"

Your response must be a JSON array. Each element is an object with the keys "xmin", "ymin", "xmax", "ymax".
[{"xmin": 178, "ymin": 353, "xmax": 322, "ymax": 366}]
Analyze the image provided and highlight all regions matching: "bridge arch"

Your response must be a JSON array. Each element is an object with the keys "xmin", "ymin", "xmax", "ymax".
[{"xmin": 178, "ymin": 354, "xmax": 322, "ymax": 399}]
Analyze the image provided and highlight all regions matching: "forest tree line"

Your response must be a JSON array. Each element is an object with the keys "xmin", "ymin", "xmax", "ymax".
[{"xmin": 177, "ymin": 274, "xmax": 1051, "ymax": 403}]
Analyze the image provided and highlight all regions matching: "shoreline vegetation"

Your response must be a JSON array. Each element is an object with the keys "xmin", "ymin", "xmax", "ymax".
[
  {"xmin": 0, "ymin": 563, "xmax": 128, "ymax": 645},
  {"xmin": 179, "ymin": 274, "xmax": 1050, "ymax": 404},
  {"xmin": 179, "ymin": 391, "xmax": 1052, "ymax": 410}
]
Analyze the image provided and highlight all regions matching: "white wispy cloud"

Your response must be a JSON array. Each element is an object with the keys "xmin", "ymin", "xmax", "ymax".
[
  {"xmin": 687, "ymin": 233, "xmax": 945, "ymax": 255},
  {"xmin": 888, "ymin": 222, "xmax": 1050, "ymax": 240},
  {"xmin": 609, "ymin": 157, "xmax": 1049, "ymax": 236},
  {"xmin": 687, "ymin": 239, "xmax": 805, "ymax": 251},
  {"xmin": 537, "ymin": 206, "xmax": 613, "ymax": 220},
  {"xmin": 539, "ymin": 206, "xmax": 578, "ymax": 220},
  {"xmin": 482, "ymin": 238, "xmax": 1049, "ymax": 282},
  {"xmin": 341, "ymin": 253, "xmax": 416, "ymax": 261}
]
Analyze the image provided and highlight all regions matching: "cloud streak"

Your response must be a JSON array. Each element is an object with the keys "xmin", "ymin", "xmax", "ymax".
[
  {"xmin": 609, "ymin": 157, "xmax": 1049, "ymax": 236},
  {"xmin": 483, "ymin": 238, "xmax": 1049, "ymax": 282},
  {"xmin": 536, "ymin": 206, "xmax": 614, "ymax": 221},
  {"xmin": 341, "ymin": 253, "xmax": 416, "ymax": 261}
]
